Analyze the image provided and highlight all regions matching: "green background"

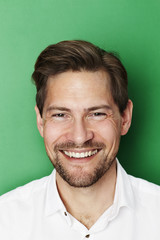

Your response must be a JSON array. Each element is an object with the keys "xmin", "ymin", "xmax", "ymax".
[{"xmin": 0, "ymin": 0, "xmax": 160, "ymax": 195}]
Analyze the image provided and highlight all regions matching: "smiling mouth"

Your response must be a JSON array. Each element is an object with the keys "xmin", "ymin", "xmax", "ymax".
[{"xmin": 61, "ymin": 149, "xmax": 100, "ymax": 159}]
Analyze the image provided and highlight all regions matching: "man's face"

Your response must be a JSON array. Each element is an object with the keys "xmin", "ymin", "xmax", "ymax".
[{"xmin": 36, "ymin": 70, "xmax": 132, "ymax": 188}]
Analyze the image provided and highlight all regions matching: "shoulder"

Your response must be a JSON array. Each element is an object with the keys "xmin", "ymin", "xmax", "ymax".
[
  {"xmin": 129, "ymin": 174, "xmax": 160, "ymax": 194},
  {"xmin": 128, "ymin": 174, "xmax": 160, "ymax": 206},
  {"xmin": 0, "ymin": 171, "xmax": 55, "ymax": 237},
  {"xmin": 0, "ymin": 172, "xmax": 53, "ymax": 205}
]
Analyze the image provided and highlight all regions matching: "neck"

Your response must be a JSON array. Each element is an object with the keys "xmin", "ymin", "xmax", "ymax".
[{"xmin": 56, "ymin": 160, "xmax": 117, "ymax": 229}]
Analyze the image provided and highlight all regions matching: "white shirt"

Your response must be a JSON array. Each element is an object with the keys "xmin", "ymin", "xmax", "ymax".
[{"xmin": 0, "ymin": 160, "xmax": 160, "ymax": 240}]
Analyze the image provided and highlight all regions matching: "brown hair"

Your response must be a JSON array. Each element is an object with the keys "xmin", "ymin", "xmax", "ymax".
[{"xmin": 32, "ymin": 40, "xmax": 128, "ymax": 116}]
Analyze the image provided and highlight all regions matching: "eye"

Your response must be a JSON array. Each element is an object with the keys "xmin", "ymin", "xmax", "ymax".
[
  {"xmin": 52, "ymin": 113, "xmax": 65, "ymax": 118},
  {"xmin": 93, "ymin": 112, "xmax": 107, "ymax": 117},
  {"xmin": 50, "ymin": 113, "xmax": 70, "ymax": 122},
  {"xmin": 87, "ymin": 112, "xmax": 108, "ymax": 120}
]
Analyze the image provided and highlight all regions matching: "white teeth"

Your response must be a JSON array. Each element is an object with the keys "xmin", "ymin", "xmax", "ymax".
[
  {"xmin": 76, "ymin": 153, "xmax": 80, "ymax": 158},
  {"xmin": 85, "ymin": 152, "xmax": 88, "ymax": 157},
  {"xmin": 80, "ymin": 152, "xmax": 85, "ymax": 158},
  {"xmin": 63, "ymin": 149, "xmax": 98, "ymax": 158},
  {"xmin": 64, "ymin": 151, "xmax": 70, "ymax": 157},
  {"xmin": 72, "ymin": 152, "xmax": 76, "ymax": 158}
]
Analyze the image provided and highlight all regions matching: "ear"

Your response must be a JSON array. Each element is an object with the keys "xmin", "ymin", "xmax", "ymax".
[
  {"xmin": 35, "ymin": 105, "xmax": 44, "ymax": 137},
  {"xmin": 121, "ymin": 99, "xmax": 133, "ymax": 136}
]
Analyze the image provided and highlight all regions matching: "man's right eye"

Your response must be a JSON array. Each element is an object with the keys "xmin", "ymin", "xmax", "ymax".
[
  {"xmin": 50, "ymin": 113, "xmax": 72, "ymax": 122},
  {"xmin": 52, "ymin": 113, "xmax": 65, "ymax": 118}
]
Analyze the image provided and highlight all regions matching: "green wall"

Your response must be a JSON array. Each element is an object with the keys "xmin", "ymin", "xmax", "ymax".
[{"xmin": 0, "ymin": 0, "xmax": 160, "ymax": 195}]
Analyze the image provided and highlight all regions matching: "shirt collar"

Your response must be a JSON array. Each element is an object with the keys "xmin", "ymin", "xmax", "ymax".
[
  {"xmin": 110, "ymin": 159, "xmax": 135, "ymax": 218},
  {"xmin": 45, "ymin": 169, "xmax": 66, "ymax": 216},
  {"xmin": 45, "ymin": 159, "xmax": 135, "ymax": 217}
]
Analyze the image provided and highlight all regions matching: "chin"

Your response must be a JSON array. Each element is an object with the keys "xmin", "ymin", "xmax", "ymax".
[{"xmin": 55, "ymin": 159, "xmax": 115, "ymax": 188}]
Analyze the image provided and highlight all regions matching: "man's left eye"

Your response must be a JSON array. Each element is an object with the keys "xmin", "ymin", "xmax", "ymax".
[
  {"xmin": 88, "ymin": 112, "xmax": 107, "ymax": 120},
  {"xmin": 93, "ymin": 112, "xmax": 106, "ymax": 116}
]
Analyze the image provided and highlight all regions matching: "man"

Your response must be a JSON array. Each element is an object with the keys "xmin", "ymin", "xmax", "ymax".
[{"xmin": 0, "ymin": 40, "xmax": 160, "ymax": 240}]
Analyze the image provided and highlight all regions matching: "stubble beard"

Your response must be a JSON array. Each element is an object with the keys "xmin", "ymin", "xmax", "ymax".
[{"xmin": 48, "ymin": 141, "xmax": 117, "ymax": 188}]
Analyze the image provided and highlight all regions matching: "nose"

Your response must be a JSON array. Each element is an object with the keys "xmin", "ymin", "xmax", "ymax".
[{"xmin": 66, "ymin": 118, "xmax": 94, "ymax": 145}]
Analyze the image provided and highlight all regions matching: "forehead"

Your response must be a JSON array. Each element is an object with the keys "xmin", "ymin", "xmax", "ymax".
[{"xmin": 44, "ymin": 70, "xmax": 114, "ymax": 108}]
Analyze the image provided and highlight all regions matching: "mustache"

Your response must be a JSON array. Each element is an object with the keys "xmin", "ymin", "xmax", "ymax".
[{"xmin": 54, "ymin": 140, "xmax": 106, "ymax": 151}]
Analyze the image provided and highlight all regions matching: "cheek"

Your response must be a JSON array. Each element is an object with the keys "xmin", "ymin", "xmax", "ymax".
[
  {"xmin": 93, "ymin": 120, "xmax": 121, "ymax": 143},
  {"xmin": 43, "ymin": 123, "xmax": 68, "ymax": 146}
]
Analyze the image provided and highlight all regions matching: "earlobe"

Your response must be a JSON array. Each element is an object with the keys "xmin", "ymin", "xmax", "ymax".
[
  {"xmin": 121, "ymin": 100, "xmax": 133, "ymax": 136},
  {"xmin": 35, "ymin": 105, "xmax": 44, "ymax": 137}
]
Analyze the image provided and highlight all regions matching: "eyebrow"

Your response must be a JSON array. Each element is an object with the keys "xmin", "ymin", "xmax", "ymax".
[
  {"xmin": 46, "ymin": 106, "xmax": 71, "ymax": 112},
  {"xmin": 87, "ymin": 105, "xmax": 112, "ymax": 111},
  {"xmin": 46, "ymin": 104, "xmax": 112, "ymax": 113}
]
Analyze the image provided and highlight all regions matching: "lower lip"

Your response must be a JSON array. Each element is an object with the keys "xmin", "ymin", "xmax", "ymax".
[{"xmin": 60, "ymin": 151, "xmax": 99, "ymax": 163}]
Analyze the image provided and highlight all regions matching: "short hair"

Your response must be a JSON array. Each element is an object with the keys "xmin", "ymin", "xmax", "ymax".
[{"xmin": 32, "ymin": 40, "xmax": 128, "ymax": 116}]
